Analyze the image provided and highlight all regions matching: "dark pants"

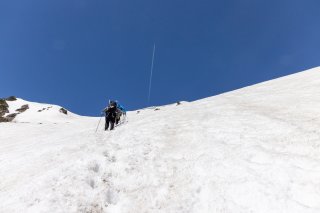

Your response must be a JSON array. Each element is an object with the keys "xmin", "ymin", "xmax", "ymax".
[
  {"xmin": 116, "ymin": 113, "xmax": 121, "ymax": 125},
  {"xmin": 105, "ymin": 116, "xmax": 115, "ymax": 130}
]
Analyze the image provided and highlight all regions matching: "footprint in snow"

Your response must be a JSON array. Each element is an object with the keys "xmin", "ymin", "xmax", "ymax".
[
  {"xmin": 102, "ymin": 150, "xmax": 116, "ymax": 163},
  {"xmin": 88, "ymin": 161, "xmax": 100, "ymax": 173},
  {"xmin": 105, "ymin": 189, "xmax": 119, "ymax": 205}
]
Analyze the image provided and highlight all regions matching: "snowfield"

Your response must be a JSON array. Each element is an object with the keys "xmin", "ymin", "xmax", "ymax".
[{"xmin": 1, "ymin": 67, "xmax": 320, "ymax": 212}]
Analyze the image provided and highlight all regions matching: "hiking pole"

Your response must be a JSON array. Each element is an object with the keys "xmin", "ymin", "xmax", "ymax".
[{"xmin": 95, "ymin": 115, "xmax": 103, "ymax": 133}]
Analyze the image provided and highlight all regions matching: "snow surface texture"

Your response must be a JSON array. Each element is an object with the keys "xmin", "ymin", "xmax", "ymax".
[{"xmin": 1, "ymin": 67, "xmax": 320, "ymax": 212}]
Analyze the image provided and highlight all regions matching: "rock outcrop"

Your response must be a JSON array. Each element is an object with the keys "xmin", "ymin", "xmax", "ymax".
[
  {"xmin": 5, "ymin": 113, "xmax": 18, "ymax": 122},
  {"xmin": 1, "ymin": 97, "xmax": 28, "ymax": 122},
  {"xmin": 16, "ymin": 105, "xmax": 29, "ymax": 113},
  {"xmin": 5, "ymin": 96, "xmax": 17, "ymax": 101},
  {"xmin": 0, "ymin": 99, "xmax": 9, "ymax": 117},
  {"xmin": 59, "ymin": 108, "xmax": 68, "ymax": 115}
]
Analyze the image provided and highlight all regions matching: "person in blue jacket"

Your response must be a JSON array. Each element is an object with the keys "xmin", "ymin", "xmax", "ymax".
[{"xmin": 115, "ymin": 103, "xmax": 126, "ymax": 125}]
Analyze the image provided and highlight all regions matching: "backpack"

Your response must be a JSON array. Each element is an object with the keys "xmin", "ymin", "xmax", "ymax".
[
  {"xmin": 109, "ymin": 100, "xmax": 117, "ymax": 108},
  {"xmin": 118, "ymin": 104, "xmax": 126, "ymax": 112}
]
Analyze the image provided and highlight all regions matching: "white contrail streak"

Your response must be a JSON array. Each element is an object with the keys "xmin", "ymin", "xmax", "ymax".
[{"xmin": 148, "ymin": 43, "xmax": 156, "ymax": 106}]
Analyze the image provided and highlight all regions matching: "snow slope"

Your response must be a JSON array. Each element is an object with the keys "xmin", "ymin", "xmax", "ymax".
[{"xmin": 1, "ymin": 67, "xmax": 320, "ymax": 212}]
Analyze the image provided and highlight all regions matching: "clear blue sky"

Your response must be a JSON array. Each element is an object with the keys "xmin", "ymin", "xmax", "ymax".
[{"xmin": 1, "ymin": 0, "xmax": 320, "ymax": 116}]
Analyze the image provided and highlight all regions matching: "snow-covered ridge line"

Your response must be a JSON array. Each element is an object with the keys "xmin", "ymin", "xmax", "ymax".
[
  {"xmin": 0, "ymin": 96, "xmax": 76, "ymax": 123},
  {"xmin": 192, "ymin": 66, "xmax": 320, "ymax": 103}
]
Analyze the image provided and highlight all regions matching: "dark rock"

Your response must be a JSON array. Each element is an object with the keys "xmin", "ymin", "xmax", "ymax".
[
  {"xmin": 0, "ymin": 99, "xmax": 9, "ymax": 117},
  {"xmin": 0, "ymin": 99, "xmax": 8, "ymax": 107},
  {"xmin": 16, "ymin": 104, "xmax": 29, "ymax": 113},
  {"xmin": 5, "ymin": 96, "xmax": 17, "ymax": 101},
  {"xmin": 59, "ymin": 108, "xmax": 68, "ymax": 115},
  {"xmin": 154, "ymin": 108, "xmax": 160, "ymax": 111},
  {"xmin": 0, "ymin": 117, "xmax": 9, "ymax": 122},
  {"xmin": 0, "ymin": 107, "xmax": 9, "ymax": 117},
  {"xmin": 6, "ymin": 113, "xmax": 18, "ymax": 122},
  {"xmin": 176, "ymin": 101, "xmax": 181, "ymax": 106}
]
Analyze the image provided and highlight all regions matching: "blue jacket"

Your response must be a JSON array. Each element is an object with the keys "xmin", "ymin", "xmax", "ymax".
[{"xmin": 117, "ymin": 104, "xmax": 126, "ymax": 113}]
